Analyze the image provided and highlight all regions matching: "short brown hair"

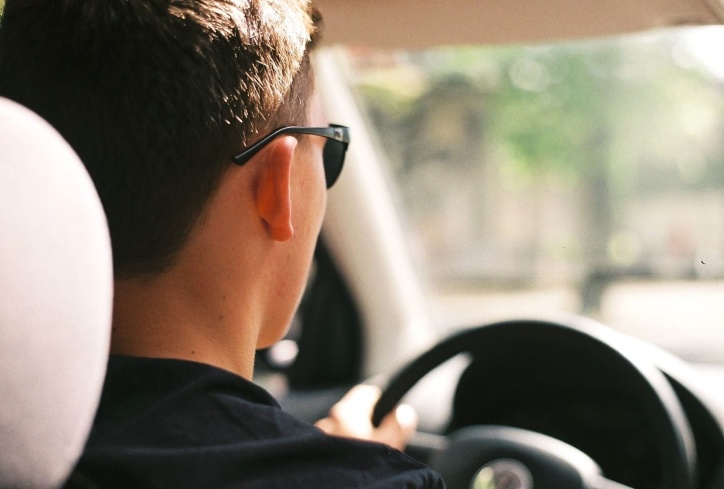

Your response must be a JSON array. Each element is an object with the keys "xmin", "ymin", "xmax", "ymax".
[{"xmin": 0, "ymin": 0, "xmax": 321, "ymax": 277}]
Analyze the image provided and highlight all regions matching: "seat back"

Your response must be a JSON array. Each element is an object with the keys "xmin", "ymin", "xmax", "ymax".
[{"xmin": 0, "ymin": 97, "xmax": 113, "ymax": 488}]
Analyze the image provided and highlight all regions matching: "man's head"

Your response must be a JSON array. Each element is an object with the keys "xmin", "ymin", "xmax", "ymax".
[{"xmin": 0, "ymin": 0, "xmax": 320, "ymax": 277}]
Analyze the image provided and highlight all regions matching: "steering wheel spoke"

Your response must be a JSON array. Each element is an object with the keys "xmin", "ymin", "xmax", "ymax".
[{"xmin": 433, "ymin": 425, "xmax": 616, "ymax": 489}]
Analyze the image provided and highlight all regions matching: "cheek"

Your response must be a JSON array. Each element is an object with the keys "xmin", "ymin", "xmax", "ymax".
[
  {"xmin": 295, "ymin": 152, "xmax": 327, "ymax": 238},
  {"xmin": 311, "ymin": 189, "xmax": 327, "ymax": 236}
]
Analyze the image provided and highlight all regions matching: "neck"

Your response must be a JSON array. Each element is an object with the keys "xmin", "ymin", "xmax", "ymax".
[
  {"xmin": 108, "ymin": 165, "xmax": 282, "ymax": 381},
  {"xmin": 110, "ymin": 268, "xmax": 260, "ymax": 380}
]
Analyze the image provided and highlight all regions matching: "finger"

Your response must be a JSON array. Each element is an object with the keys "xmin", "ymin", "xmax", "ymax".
[
  {"xmin": 317, "ymin": 385, "xmax": 381, "ymax": 439},
  {"xmin": 395, "ymin": 404, "xmax": 418, "ymax": 434},
  {"xmin": 329, "ymin": 384, "xmax": 381, "ymax": 422},
  {"xmin": 314, "ymin": 417, "xmax": 339, "ymax": 434},
  {"xmin": 336, "ymin": 385, "xmax": 381, "ymax": 412},
  {"xmin": 374, "ymin": 403, "xmax": 418, "ymax": 450}
]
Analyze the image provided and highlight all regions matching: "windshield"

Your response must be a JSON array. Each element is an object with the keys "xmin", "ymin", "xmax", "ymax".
[{"xmin": 340, "ymin": 26, "xmax": 724, "ymax": 364}]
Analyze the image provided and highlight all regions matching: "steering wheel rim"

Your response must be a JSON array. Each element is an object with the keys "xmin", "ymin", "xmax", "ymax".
[{"xmin": 372, "ymin": 317, "xmax": 696, "ymax": 489}]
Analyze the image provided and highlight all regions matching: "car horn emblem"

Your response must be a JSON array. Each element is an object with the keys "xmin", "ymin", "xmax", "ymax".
[{"xmin": 471, "ymin": 459, "xmax": 533, "ymax": 489}]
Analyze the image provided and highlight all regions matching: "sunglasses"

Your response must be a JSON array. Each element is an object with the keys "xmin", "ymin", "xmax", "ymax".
[{"xmin": 233, "ymin": 124, "xmax": 350, "ymax": 189}]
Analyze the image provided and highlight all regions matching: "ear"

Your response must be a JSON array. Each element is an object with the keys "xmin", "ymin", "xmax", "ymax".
[{"xmin": 254, "ymin": 136, "xmax": 297, "ymax": 242}]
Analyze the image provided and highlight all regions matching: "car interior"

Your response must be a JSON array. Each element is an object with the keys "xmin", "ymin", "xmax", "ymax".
[{"xmin": 1, "ymin": 0, "xmax": 723, "ymax": 488}]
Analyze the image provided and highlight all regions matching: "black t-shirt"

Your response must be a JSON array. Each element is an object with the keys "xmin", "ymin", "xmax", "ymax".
[{"xmin": 75, "ymin": 355, "xmax": 445, "ymax": 488}]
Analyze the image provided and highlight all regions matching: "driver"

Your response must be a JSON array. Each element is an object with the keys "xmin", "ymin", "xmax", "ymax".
[{"xmin": 0, "ymin": 0, "xmax": 444, "ymax": 487}]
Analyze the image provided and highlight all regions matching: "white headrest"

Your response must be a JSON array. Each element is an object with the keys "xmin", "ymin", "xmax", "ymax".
[{"xmin": 0, "ymin": 98, "xmax": 113, "ymax": 488}]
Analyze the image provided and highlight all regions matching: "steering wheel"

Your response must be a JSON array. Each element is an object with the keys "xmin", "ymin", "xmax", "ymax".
[{"xmin": 371, "ymin": 317, "xmax": 696, "ymax": 489}]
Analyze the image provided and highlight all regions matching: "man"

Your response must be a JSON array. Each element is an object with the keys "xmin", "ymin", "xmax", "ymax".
[{"xmin": 0, "ymin": 0, "xmax": 444, "ymax": 487}]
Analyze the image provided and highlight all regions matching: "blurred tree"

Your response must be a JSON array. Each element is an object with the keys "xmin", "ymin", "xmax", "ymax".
[{"xmin": 352, "ymin": 31, "xmax": 724, "ymax": 303}]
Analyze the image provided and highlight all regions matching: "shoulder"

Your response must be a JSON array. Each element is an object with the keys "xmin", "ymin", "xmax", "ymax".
[
  {"xmin": 88, "ymin": 355, "xmax": 285, "ymax": 440},
  {"xmin": 77, "ymin": 356, "xmax": 445, "ymax": 488}
]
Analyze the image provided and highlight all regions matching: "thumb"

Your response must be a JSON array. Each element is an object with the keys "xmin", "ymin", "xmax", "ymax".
[{"xmin": 374, "ymin": 403, "xmax": 418, "ymax": 450}]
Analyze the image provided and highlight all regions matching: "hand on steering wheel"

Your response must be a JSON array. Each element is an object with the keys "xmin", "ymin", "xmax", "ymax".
[{"xmin": 316, "ymin": 384, "xmax": 418, "ymax": 451}]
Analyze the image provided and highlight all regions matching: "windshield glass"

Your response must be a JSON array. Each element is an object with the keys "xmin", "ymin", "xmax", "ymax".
[{"xmin": 341, "ymin": 26, "xmax": 724, "ymax": 364}]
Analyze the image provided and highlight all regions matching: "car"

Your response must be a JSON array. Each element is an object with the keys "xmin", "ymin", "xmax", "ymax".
[
  {"xmin": 254, "ymin": 1, "xmax": 724, "ymax": 489},
  {"xmin": 1, "ymin": 1, "xmax": 723, "ymax": 488}
]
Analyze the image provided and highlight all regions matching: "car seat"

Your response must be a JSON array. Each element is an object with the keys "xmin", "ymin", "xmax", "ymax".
[{"xmin": 0, "ymin": 97, "xmax": 113, "ymax": 489}]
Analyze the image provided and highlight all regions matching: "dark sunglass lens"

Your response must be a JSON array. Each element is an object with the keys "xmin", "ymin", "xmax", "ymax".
[{"xmin": 322, "ymin": 139, "xmax": 347, "ymax": 189}]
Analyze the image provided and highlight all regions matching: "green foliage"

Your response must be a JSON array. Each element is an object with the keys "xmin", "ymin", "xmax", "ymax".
[{"xmin": 353, "ymin": 30, "xmax": 724, "ymax": 193}]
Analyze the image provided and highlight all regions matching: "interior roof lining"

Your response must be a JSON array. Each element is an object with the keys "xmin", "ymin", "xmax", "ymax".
[{"xmin": 314, "ymin": 0, "xmax": 724, "ymax": 49}]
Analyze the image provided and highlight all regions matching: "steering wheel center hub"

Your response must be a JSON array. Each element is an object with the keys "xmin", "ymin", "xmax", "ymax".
[{"xmin": 472, "ymin": 459, "xmax": 533, "ymax": 489}]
